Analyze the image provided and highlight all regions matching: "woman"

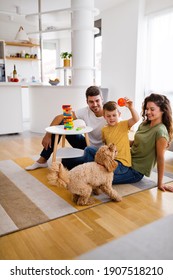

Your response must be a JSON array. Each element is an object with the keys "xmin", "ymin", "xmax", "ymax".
[{"xmin": 84, "ymin": 93, "xmax": 173, "ymax": 192}]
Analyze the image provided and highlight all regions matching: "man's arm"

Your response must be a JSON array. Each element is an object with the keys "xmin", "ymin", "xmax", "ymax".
[
  {"xmin": 49, "ymin": 114, "xmax": 64, "ymax": 126},
  {"xmin": 49, "ymin": 111, "xmax": 77, "ymax": 126}
]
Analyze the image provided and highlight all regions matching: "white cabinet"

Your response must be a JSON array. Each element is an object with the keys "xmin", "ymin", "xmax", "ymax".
[
  {"xmin": 21, "ymin": 87, "xmax": 30, "ymax": 122},
  {"xmin": 0, "ymin": 85, "xmax": 23, "ymax": 134}
]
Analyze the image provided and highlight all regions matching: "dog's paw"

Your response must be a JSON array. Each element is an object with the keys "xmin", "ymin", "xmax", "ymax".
[
  {"xmin": 77, "ymin": 197, "xmax": 95, "ymax": 206},
  {"xmin": 86, "ymin": 197, "xmax": 96, "ymax": 205},
  {"xmin": 114, "ymin": 194, "xmax": 122, "ymax": 202}
]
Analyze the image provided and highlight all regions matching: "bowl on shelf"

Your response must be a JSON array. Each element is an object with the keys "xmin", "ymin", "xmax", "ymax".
[{"xmin": 49, "ymin": 79, "xmax": 60, "ymax": 86}]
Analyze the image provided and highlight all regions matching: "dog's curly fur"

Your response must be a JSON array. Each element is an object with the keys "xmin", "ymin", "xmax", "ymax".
[{"xmin": 47, "ymin": 143, "xmax": 122, "ymax": 206}]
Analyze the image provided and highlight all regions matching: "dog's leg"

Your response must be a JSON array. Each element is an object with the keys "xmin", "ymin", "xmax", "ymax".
[
  {"xmin": 76, "ymin": 185, "xmax": 94, "ymax": 206},
  {"xmin": 72, "ymin": 194, "xmax": 80, "ymax": 204},
  {"xmin": 100, "ymin": 184, "xmax": 122, "ymax": 202},
  {"xmin": 92, "ymin": 188, "xmax": 102, "ymax": 195}
]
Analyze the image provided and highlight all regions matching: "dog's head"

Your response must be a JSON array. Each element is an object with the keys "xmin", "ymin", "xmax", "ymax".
[{"xmin": 95, "ymin": 143, "xmax": 118, "ymax": 172}]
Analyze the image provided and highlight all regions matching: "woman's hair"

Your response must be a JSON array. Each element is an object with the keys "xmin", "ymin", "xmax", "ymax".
[
  {"xmin": 142, "ymin": 93, "xmax": 173, "ymax": 141},
  {"xmin": 103, "ymin": 101, "xmax": 118, "ymax": 111}
]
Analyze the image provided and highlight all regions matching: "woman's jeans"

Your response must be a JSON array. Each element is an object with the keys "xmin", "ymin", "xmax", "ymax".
[{"xmin": 83, "ymin": 146, "xmax": 144, "ymax": 184}]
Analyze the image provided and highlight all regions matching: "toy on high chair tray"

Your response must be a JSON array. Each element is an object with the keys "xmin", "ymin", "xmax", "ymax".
[{"xmin": 62, "ymin": 105, "xmax": 74, "ymax": 130}]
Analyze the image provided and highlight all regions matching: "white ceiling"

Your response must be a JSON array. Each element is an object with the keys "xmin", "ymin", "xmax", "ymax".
[
  {"xmin": 0, "ymin": 0, "xmax": 125, "ymax": 17},
  {"xmin": 0, "ymin": 0, "xmax": 126, "ymax": 39}
]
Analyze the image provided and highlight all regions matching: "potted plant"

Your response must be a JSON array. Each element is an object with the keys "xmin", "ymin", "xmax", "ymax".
[{"xmin": 60, "ymin": 51, "xmax": 72, "ymax": 67}]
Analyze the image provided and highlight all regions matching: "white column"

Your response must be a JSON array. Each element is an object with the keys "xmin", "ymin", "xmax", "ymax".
[{"xmin": 71, "ymin": 0, "xmax": 95, "ymax": 86}]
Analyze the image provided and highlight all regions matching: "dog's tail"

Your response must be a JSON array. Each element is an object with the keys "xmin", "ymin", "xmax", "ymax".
[{"xmin": 47, "ymin": 162, "xmax": 70, "ymax": 188}]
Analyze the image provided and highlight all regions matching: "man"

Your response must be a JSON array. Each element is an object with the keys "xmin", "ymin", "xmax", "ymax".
[{"xmin": 26, "ymin": 86, "xmax": 106, "ymax": 170}]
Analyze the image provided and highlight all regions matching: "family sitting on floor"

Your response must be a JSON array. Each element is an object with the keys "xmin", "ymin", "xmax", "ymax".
[{"xmin": 26, "ymin": 86, "xmax": 173, "ymax": 192}]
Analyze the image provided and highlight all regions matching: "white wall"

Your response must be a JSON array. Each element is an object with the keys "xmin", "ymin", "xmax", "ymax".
[
  {"xmin": 0, "ymin": 20, "xmax": 37, "ymax": 41},
  {"xmin": 145, "ymin": 0, "xmax": 173, "ymax": 15},
  {"xmin": 101, "ymin": 0, "xmax": 143, "ymax": 113},
  {"xmin": 134, "ymin": 0, "xmax": 147, "ymax": 110},
  {"xmin": 100, "ymin": 0, "xmax": 173, "ymax": 117}
]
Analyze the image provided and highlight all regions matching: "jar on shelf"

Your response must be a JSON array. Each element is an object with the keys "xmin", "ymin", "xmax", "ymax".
[{"xmin": 21, "ymin": 50, "xmax": 25, "ymax": 58}]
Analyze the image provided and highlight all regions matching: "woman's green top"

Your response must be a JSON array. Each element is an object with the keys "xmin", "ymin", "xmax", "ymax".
[{"xmin": 131, "ymin": 122, "xmax": 169, "ymax": 176}]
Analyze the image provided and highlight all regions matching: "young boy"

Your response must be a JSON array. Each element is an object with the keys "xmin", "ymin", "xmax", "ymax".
[
  {"xmin": 102, "ymin": 99, "xmax": 139, "ymax": 167},
  {"xmin": 83, "ymin": 98, "xmax": 139, "ymax": 167}
]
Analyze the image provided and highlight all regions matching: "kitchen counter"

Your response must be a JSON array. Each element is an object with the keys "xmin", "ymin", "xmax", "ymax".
[
  {"xmin": 29, "ymin": 85, "xmax": 88, "ymax": 133},
  {"xmin": 0, "ymin": 83, "xmax": 88, "ymax": 134},
  {"xmin": 0, "ymin": 82, "xmax": 42, "ymax": 86},
  {"xmin": 0, "ymin": 82, "xmax": 85, "ymax": 87}
]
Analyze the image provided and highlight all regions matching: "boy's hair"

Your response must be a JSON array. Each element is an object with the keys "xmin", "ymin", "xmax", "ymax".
[
  {"xmin": 103, "ymin": 101, "xmax": 118, "ymax": 111},
  {"xmin": 85, "ymin": 86, "xmax": 102, "ymax": 99}
]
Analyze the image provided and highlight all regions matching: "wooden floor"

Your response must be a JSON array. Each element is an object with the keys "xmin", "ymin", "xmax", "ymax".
[{"xmin": 0, "ymin": 130, "xmax": 173, "ymax": 260}]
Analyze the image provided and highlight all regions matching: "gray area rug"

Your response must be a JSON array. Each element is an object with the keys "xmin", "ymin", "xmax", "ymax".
[
  {"xmin": 0, "ymin": 157, "xmax": 172, "ymax": 237},
  {"xmin": 78, "ymin": 214, "xmax": 173, "ymax": 260}
]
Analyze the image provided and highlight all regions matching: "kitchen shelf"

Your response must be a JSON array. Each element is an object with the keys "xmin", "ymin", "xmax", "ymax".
[
  {"xmin": 56, "ymin": 67, "xmax": 72, "ymax": 70},
  {"xmin": 5, "ymin": 42, "xmax": 40, "ymax": 47},
  {"xmin": 6, "ymin": 56, "xmax": 39, "ymax": 61},
  {"xmin": 56, "ymin": 66, "xmax": 95, "ymax": 86}
]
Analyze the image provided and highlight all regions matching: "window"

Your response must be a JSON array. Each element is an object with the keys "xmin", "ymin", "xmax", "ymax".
[
  {"xmin": 146, "ymin": 11, "xmax": 173, "ymax": 92},
  {"xmin": 42, "ymin": 42, "xmax": 57, "ymax": 83}
]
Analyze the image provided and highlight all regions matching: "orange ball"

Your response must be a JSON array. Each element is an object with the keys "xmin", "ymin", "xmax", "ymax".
[{"xmin": 118, "ymin": 98, "xmax": 126, "ymax": 107}]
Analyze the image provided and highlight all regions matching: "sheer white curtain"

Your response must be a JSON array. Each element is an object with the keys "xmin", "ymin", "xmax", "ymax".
[{"xmin": 146, "ymin": 10, "xmax": 173, "ymax": 94}]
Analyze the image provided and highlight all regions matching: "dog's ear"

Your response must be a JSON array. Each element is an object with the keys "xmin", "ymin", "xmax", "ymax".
[
  {"xmin": 104, "ymin": 158, "xmax": 118, "ymax": 172},
  {"xmin": 95, "ymin": 147, "xmax": 105, "ymax": 165},
  {"xmin": 108, "ymin": 143, "xmax": 118, "ymax": 157},
  {"xmin": 108, "ymin": 143, "xmax": 115, "ymax": 152}
]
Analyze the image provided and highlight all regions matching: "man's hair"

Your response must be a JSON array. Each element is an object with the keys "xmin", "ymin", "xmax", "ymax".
[
  {"xmin": 103, "ymin": 101, "xmax": 118, "ymax": 111},
  {"xmin": 85, "ymin": 86, "xmax": 102, "ymax": 99}
]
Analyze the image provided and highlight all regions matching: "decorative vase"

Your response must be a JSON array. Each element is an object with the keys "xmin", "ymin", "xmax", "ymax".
[{"xmin": 63, "ymin": 59, "xmax": 71, "ymax": 67}]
